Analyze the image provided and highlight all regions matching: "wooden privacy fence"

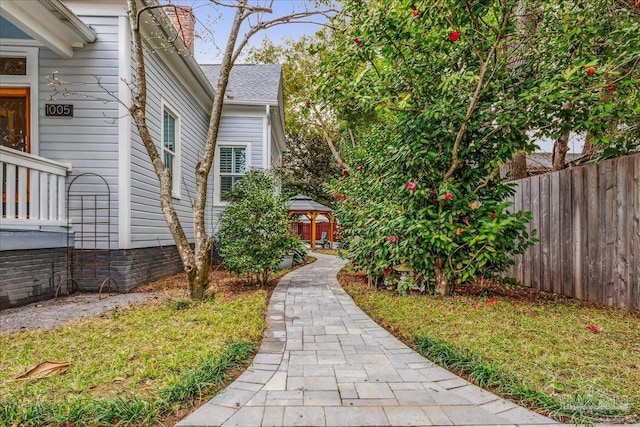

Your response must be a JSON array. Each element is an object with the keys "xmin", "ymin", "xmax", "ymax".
[{"xmin": 506, "ymin": 153, "xmax": 640, "ymax": 310}]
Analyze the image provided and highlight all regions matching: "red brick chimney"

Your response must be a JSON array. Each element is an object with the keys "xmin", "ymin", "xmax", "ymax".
[{"xmin": 165, "ymin": 5, "xmax": 195, "ymax": 55}]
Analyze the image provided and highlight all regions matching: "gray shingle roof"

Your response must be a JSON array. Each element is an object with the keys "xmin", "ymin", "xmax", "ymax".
[
  {"xmin": 527, "ymin": 152, "xmax": 582, "ymax": 171},
  {"xmin": 289, "ymin": 195, "xmax": 333, "ymax": 213},
  {"xmin": 199, "ymin": 64, "xmax": 282, "ymax": 103}
]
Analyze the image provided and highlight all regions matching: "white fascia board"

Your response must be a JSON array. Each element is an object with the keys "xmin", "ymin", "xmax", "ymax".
[
  {"xmin": 0, "ymin": 0, "xmax": 94, "ymax": 58},
  {"xmin": 62, "ymin": 1, "xmax": 128, "ymax": 17},
  {"xmin": 269, "ymin": 106, "xmax": 287, "ymax": 153},
  {"xmin": 222, "ymin": 99, "xmax": 279, "ymax": 107},
  {"xmin": 140, "ymin": 1, "xmax": 215, "ymax": 112},
  {"xmin": 118, "ymin": 16, "xmax": 132, "ymax": 249},
  {"xmin": 221, "ymin": 104, "xmax": 267, "ymax": 118},
  {"xmin": 263, "ymin": 105, "xmax": 269, "ymax": 169}
]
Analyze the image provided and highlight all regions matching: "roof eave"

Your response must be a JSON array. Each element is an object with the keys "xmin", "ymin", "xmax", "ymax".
[
  {"xmin": 223, "ymin": 99, "xmax": 279, "ymax": 106},
  {"xmin": 141, "ymin": 0, "xmax": 215, "ymax": 111},
  {"xmin": 41, "ymin": 0, "xmax": 96, "ymax": 43},
  {"xmin": 0, "ymin": 0, "xmax": 96, "ymax": 58}
]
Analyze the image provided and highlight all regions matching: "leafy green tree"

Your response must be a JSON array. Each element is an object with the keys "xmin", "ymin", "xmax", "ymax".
[
  {"xmin": 246, "ymin": 36, "xmax": 342, "ymax": 206},
  {"xmin": 216, "ymin": 170, "xmax": 291, "ymax": 286},
  {"xmin": 315, "ymin": 0, "xmax": 539, "ymax": 294},
  {"xmin": 516, "ymin": 0, "xmax": 640, "ymax": 167}
]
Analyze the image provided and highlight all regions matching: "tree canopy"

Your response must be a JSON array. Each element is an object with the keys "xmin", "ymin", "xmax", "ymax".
[{"xmin": 304, "ymin": 0, "xmax": 638, "ymax": 294}]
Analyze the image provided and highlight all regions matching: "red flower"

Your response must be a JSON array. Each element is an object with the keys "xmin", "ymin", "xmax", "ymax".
[
  {"xmin": 587, "ymin": 324, "xmax": 602, "ymax": 333},
  {"xmin": 406, "ymin": 182, "xmax": 417, "ymax": 190},
  {"xmin": 411, "ymin": 5, "xmax": 417, "ymax": 10},
  {"xmin": 449, "ymin": 30, "xmax": 460, "ymax": 42},
  {"xmin": 356, "ymin": 163, "xmax": 363, "ymax": 171},
  {"xmin": 585, "ymin": 66, "xmax": 596, "ymax": 77},
  {"xmin": 485, "ymin": 298, "xmax": 497, "ymax": 306},
  {"xmin": 413, "ymin": 11, "xmax": 420, "ymax": 18},
  {"xmin": 351, "ymin": 260, "xmax": 357, "ymax": 265},
  {"xmin": 490, "ymin": 213, "xmax": 497, "ymax": 219},
  {"xmin": 444, "ymin": 192, "xmax": 453, "ymax": 200},
  {"xmin": 607, "ymin": 84, "xmax": 616, "ymax": 93},
  {"xmin": 340, "ymin": 194, "xmax": 347, "ymax": 203},
  {"xmin": 304, "ymin": 100, "xmax": 311, "ymax": 108},
  {"xmin": 390, "ymin": 235, "xmax": 397, "ymax": 244},
  {"xmin": 333, "ymin": 192, "xmax": 340, "ymax": 200},
  {"xmin": 343, "ymin": 170, "xmax": 349, "ymax": 178},
  {"xmin": 221, "ymin": 294, "xmax": 229, "ymax": 300},
  {"xmin": 355, "ymin": 37, "xmax": 361, "ymax": 46},
  {"xmin": 472, "ymin": 305, "xmax": 480, "ymax": 311}
]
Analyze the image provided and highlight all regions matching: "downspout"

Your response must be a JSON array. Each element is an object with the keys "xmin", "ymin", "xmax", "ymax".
[{"xmin": 265, "ymin": 104, "xmax": 272, "ymax": 170}]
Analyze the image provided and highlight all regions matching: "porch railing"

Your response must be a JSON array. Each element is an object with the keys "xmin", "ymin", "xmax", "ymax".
[{"xmin": 1, "ymin": 146, "xmax": 72, "ymax": 227}]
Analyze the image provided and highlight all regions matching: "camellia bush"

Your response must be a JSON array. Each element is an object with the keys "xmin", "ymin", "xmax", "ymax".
[
  {"xmin": 216, "ymin": 170, "xmax": 292, "ymax": 286},
  {"xmin": 315, "ymin": 0, "xmax": 545, "ymax": 295}
]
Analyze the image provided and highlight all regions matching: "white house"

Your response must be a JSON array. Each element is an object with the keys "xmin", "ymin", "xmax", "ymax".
[{"xmin": 0, "ymin": 0, "xmax": 286, "ymax": 309}]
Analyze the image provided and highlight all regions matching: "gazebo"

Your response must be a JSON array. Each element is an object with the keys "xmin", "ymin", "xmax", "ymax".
[{"xmin": 288, "ymin": 194, "xmax": 335, "ymax": 249}]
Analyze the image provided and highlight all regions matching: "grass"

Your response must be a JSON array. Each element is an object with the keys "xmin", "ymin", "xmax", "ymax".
[
  {"xmin": 339, "ymin": 268, "xmax": 640, "ymax": 423},
  {"xmin": 313, "ymin": 248, "xmax": 346, "ymax": 257},
  {"xmin": 0, "ymin": 263, "xmax": 302, "ymax": 427}
]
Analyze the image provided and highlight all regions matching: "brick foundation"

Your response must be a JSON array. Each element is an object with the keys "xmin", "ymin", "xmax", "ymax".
[
  {"xmin": 0, "ymin": 248, "xmax": 68, "ymax": 310},
  {"xmin": 1, "ymin": 245, "xmax": 191, "ymax": 310}
]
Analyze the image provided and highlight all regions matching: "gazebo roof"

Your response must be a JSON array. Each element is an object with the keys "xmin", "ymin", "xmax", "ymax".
[{"xmin": 289, "ymin": 194, "xmax": 333, "ymax": 214}]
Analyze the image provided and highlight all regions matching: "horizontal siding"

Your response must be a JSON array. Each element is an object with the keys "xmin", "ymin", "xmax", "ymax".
[
  {"xmin": 37, "ymin": 16, "xmax": 121, "ymax": 250},
  {"xmin": 129, "ymin": 41, "xmax": 211, "ymax": 248},
  {"xmin": 218, "ymin": 116, "xmax": 264, "ymax": 169}
]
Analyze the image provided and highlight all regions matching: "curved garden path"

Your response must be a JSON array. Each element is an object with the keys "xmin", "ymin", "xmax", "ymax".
[{"xmin": 177, "ymin": 253, "xmax": 562, "ymax": 427}]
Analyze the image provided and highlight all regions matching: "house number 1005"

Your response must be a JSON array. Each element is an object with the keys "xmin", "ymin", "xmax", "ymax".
[{"xmin": 45, "ymin": 104, "xmax": 73, "ymax": 117}]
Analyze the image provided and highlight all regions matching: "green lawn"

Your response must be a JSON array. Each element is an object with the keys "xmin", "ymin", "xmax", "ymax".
[
  {"xmin": 0, "ymin": 275, "xmax": 267, "ymax": 426},
  {"xmin": 340, "ymin": 268, "xmax": 640, "ymax": 423}
]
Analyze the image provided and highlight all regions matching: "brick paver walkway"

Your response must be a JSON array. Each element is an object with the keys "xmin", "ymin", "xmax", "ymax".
[{"xmin": 177, "ymin": 253, "xmax": 563, "ymax": 427}]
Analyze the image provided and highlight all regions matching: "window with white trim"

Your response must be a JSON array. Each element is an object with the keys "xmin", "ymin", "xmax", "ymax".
[
  {"xmin": 219, "ymin": 146, "xmax": 246, "ymax": 201},
  {"xmin": 0, "ymin": 47, "xmax": 38, "ymax": 154},
  {"xmin": 162, "ymin": 106, "xmax": 180, "ymax": 197}
]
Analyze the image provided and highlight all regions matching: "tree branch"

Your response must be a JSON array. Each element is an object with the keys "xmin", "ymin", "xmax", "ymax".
[
  {"xmin": 232, "ymin": 9, "xmax": 337, "ymax": 64},
  {"xmin": 443, "ymin": 6, "xmax": 512, "ymax": 182},
  {"xmin": 309, "ymin": 104, "xmax": 350, "ymax": 171}
]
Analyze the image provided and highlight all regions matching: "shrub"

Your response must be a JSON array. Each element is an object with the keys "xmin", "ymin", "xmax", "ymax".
[
  {"xmin": 287, "ymin": 235, "xmax": 309, "ymax": 265},
  {"xmin": 216, "ymin": 170, "xmax": 291, "ymax": 286}
]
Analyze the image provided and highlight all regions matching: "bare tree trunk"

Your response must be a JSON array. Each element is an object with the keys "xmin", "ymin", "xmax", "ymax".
[
  {"xmin": 125, "ymin": 1, "xmax": 252, "ymax": 299},
  {"xmin": 126, "ymin": 1, "xmax": 334, "ymax": 299},
  {"xmin": 128, "ymin": 1, "xmax": 197, "ymax": 291},
  {"xmin": 552, "ymin": 129, "xmax": 570, "ymax": 171},
  {"xmin": 579, "ymin": 131, "xmax": 599, "ymax": 164},
  {"xmin": 434, "ymin": 264, "xmax": 449, "ymax": 296},
  {"xmin": 503, "ymin": 2, "xmax": 538, "ymax": 181},
  {"xmin": 509, "ymin": 151, "xmax": 528, "ymax": 180},
  {"xmin": 310, "ymin": 104, "xmax": 349, "ymax": 171}
]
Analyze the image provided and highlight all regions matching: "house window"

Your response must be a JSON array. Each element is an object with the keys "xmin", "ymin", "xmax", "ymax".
[
  {"xmin": 162, "ymin": 107, "xmax": 180, "ymax": 197},
  {"xmin": 219, "ymin": 146, "xmax": 246, "ymax": 201},
  {"xmin": 0, "ymin": 87, "xmax": 30, "ymax": 153},
  {"xmin": 1, "ymin": 47, "xmax": 38, "ymax": 154},
  {"xmin": 0, "ymin": 57, "xmax": 27, "ymax": 76}
]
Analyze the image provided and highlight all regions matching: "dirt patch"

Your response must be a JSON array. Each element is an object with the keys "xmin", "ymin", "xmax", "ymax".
[{"xmin": 0, "ymin": 264, "xmax": 272, "ymax": 334}]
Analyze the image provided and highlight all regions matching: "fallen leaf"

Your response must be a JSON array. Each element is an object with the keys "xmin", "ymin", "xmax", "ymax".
[{"xmin": 16, "ymin": 361, "xmax": 71, "ymax": 380}]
